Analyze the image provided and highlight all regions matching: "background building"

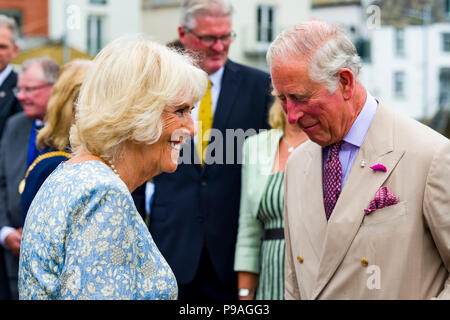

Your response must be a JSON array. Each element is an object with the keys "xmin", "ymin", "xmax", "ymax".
[
  {"xmin": 49, "ymin": 0, "xmax": 141, "ymax": 57},
  {"xmin": 311, "ymin": 0, "xmax": 450, "ymax": 132}
]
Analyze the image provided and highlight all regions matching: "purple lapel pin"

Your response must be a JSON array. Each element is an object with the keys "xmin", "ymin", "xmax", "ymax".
[{"xmin": 370, "ymin": 164, "xmax": 387, "ymax": 172}]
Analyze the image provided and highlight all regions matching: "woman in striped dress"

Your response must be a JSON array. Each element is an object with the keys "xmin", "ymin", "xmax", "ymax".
[{"xmin": 234, "ymin": 99, "xmax": 308, "ymax": 300}]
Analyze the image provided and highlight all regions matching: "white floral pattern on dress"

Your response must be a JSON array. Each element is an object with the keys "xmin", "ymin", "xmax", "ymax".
[{"xmin": 18, "ymin": 160, "xmax": 178, "ymax": 300}]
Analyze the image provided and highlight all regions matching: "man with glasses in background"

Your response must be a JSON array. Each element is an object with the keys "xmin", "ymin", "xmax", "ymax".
[
  {"xmin": 148, "ymin": 0, "xmax": 272, "ymax": 300},
  {"xmin": 0, "ymin": 56, "xmax": 59, "ymax": 299}
]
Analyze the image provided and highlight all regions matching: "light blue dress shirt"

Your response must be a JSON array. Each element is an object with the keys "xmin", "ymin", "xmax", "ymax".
[{"xmin": 323, "ymin": 91, "xmax": 378, "ymax": 189}]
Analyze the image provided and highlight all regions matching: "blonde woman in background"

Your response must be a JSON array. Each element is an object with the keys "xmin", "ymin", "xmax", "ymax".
[
  {"xmin": 20, "ymin": 59, "xmax": 93, "ymax": 223},
  {"xmin": 18, "ymin": 35, "xmax": 207, "ymax": 300},
  {"xmin": 234, "ymin": 99, "xmax": 308, "ymax": 300}
]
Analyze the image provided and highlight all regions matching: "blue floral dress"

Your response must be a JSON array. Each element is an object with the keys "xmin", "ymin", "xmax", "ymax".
[{"xmin": 18, "ymin": 160, "xmax": 178, "ymax": 300}]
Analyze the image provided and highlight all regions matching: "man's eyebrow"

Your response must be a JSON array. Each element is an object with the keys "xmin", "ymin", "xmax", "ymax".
[{"xmin": 290, "ymin": 92, "xmax": 311, "ymax": 99}]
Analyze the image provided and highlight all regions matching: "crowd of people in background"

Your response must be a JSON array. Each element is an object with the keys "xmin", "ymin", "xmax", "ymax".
[{"xmin": 0, "ymin": 0, "xmax": 449, "ymax": 300}]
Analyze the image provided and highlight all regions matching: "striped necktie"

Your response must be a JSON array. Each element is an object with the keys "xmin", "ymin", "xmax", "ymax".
[{"xmin": 196, "ymin": 80, "xmax": 213, "ymax": 165}]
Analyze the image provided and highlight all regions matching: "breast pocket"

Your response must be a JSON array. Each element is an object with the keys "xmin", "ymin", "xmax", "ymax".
[{"xmin": 362, "ymin": 201, "xmax": 407, "ymax": 226}]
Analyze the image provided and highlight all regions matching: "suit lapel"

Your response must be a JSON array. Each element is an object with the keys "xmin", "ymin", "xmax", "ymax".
[
  {"xmin": 211, "ymin": 60, "xmax": 240, "ymax": 132},
  {"xmin": 201, "ymin": 61, "xmax": 241, "ymax": 172},
  {"xmin": 311, "ymin": 104, "xmax": 405, "ymax": 299},
  {"xmin": 298, "ymin": 142, "xmax": 328, "ymax": 260},
  {"xmin": 2, "ymin": 70, "xmax": 17, "ymax": 89}
]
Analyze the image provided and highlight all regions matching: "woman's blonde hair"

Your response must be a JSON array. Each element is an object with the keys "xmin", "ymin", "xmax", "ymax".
[
  {"xmin": 268, "ymin": 98, "xmax": 286, "ymax": 130},
  {"xmin": 70, "ymin": 34, "xmax": 207, "ymax": 162},
  {"xmin": 36, "ymin": 59, "xmax": 92, "ymax": 151}
]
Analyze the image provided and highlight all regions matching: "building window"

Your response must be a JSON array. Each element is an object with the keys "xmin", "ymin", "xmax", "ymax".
[
  {"xmin": 355, "ymin": 38, "xmax": 371, "ymax": 62},
  {"xmin": 394, "ymin": 28, "xmax": 405, "ymax": 55},
  {"xmin": 445, "ymin": 0, "xmax": 450, "ymax": 16},
  {"xmin": 394, "ymin": 71, "xmax": 405, "ymax": 96},
  {"xmin": 443, "ymin": 33, "xmax": 450, "ymax": 52},
  {"xmin": 87, "ymin": 15, "xmax": 105, "ymax": 55},
  {"xmin": 257, "ymin": 5, "xmax": 275, "ymax": 43},
  {"xmin": 440, "ymin": 68, "xmax": 450, "ymax": 109},
  {"xmin": 90, "ymin": 0, "xmax": 107, "ymax": 4}
]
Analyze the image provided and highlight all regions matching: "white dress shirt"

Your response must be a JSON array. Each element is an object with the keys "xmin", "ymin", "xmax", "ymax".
[{"xmin": 0, "ymin": 64, "xmax": 13, "ymax": 87}]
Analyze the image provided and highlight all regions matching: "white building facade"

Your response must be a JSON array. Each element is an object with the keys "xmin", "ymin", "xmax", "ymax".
[
  {"xmin": 311, "ymin": 0, "xmax": 450, "ymax": 121},
  {"xmin": 49, "ymin": 0, "xmax": 141, "ymax": 56},
  {"xmin": 367, "ymin": 23, "xmax": 450, "ymax": 120}
]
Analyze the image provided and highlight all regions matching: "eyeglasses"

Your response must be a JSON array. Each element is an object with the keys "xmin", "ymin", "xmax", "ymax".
[
  {"xmin": 13, "ymin": 83, "xmax": 52, "ymax": 96},
  {"xmin": 185, "ymin": 28, "xmax": 236, "ymax": 46}
]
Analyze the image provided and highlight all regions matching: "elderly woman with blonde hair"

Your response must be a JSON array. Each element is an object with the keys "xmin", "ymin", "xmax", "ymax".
[
  {"xmin": 234, "ymin": 98, "xmax": 308, "ymax": 300},
  {"xmin": 18, "ymin": 35, "xmax": 208, "ymax": 300},
  {"xmin": 19, "ymin": 59, "xmax": 92, "ymax": 223}
]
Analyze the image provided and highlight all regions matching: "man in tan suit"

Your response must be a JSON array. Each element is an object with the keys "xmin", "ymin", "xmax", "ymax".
[{"xmin": 267, "ymin": 20, "xmax": 450, "ymax": 299}]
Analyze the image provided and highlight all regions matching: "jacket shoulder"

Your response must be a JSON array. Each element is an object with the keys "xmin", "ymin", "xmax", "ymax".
[
  {"xmin": 394, "ymin": 110, "xmax": 449, "ymax": 149},
  {"xmin": 6, "ymin": 112, "xmax": 30, "ymax": 126},
  {"xmin": 226, "ymin": 60, "xmax": 270, "ymax": 80}
]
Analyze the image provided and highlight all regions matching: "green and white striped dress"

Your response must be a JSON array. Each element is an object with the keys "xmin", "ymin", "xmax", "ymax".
[{"xmin": 255, "ymin": 171, "xmax": 285, "ymax": 300}]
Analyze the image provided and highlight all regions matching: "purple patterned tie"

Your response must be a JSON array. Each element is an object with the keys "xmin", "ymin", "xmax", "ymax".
[{"xmin": 323, "ymin": 141, "xmax": 344, "ymax": 220}]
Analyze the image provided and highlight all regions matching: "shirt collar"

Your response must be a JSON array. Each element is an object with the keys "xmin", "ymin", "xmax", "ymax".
[
  {"xmin": 208, "ymin": 66, "xmax": 224, "ymax": 88},
  {"xmin": 343, "ymin": 90, "xmax": 378, "ymax": 148},
  {"xmin": 0, "ymin": 65, "xmax": 13, "ymax": 87}
]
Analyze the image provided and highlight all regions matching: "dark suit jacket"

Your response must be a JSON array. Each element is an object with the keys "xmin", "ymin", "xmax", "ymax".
[
  {"xmin": 0, "ymin": 112, "xmax": 34, "ymax": 299},
  {"xmin": 20, "ymin": 148, "xmax": 71, "ymax": 223},
  {"xmin": 0, "ymin": 71, "xmax": 22, "ymax": 141},
  {"xmin": 0, "ymin": 70, "xmax": 21, "ymax": 299},
  {"xmin": 149, "ymin": 60, "xmax": 272, "ymax": 286}
]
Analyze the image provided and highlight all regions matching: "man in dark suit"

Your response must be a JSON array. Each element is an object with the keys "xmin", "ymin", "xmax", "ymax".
[
  {"xmin": 0, "ymin": 14, "xmax": 22, "ymax": 300},
  {"xmin": 148, "ymin": 0, "xmax": 272, "ymax": 300},
  {"xmin": 0, "ymin": 57, "xmax": 59, "ymax": 299}
]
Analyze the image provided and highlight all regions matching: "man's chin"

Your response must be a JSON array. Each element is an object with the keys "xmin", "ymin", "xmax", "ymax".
[{"xmin": 205, "ymin": 59, "xmax": 226, "ymax": 74}]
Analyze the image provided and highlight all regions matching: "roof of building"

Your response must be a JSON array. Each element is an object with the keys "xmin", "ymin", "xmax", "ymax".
[{"xmin": 12, "ymin": 43, "xmax": 93, "ymax": 66}]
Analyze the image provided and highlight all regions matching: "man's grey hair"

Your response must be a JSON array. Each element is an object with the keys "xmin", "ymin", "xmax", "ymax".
[
  {"xmin": 180, "ymin": 0, "xmax": 233, "ymax": 30},
  {"xmin": 0, "ymin": 14, "xmax": 18, "ymax": 43},
  {"xmin": 21, "ymin": 57, "xmax": 60, "ymax": 84},
  {"xmin": 267, "ymin": 20, "xmax": 362, "ymax": 93}
]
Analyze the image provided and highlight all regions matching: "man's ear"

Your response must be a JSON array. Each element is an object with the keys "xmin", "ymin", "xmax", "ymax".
[
  {"xmin": 11, "ymin": 43, "xmax": 19, "ymax": 60},
  {"xmin": 178, "ymin": 26, "xmax": 187, "ymax": 46},
  {"xmin": 337, "ymin": 68, "xmax": 355, "ymax": 100}
]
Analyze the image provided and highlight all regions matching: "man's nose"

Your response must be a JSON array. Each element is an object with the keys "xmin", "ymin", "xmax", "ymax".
[
  {"xmin": 16, "ymin": 89, "xmax": 26, "ymax": 101},
  {"xmin": 211, "ymin": 39, "xmax": 225, "ymax": 52},
  {"xmin": 286, "ymin": 101, "xmax": 304, "ymax": 124}
]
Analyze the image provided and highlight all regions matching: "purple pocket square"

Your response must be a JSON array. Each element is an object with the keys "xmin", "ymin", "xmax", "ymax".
[{"xmin": 364, "ymin": 186, "xmax": 399, "ymax": 215}]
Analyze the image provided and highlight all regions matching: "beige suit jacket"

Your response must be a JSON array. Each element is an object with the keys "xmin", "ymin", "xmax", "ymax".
[{"xmin": 284, "ymin": 104, "xmax": 450, "ymax": 299}]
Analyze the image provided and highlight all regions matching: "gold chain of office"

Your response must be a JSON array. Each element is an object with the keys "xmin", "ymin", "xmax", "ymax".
[{"xmin": 18, "ymin": 151, "xmax": 72, "ymax": 194}]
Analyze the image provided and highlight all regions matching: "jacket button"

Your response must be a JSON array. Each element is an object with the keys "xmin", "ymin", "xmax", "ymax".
[
  {"xmin": 297, "ymin": 256, "xmax": 304, "ymax": 264},
  {"xmin": 361, "ymin": 257, "xmax": 369, "ymax": 267}
]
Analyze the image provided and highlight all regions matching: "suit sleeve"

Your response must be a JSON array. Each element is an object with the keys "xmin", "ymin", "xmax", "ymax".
[
  {"xmin": 0, "ymin": 122, "xmax": 10, "ymax": 229},
  {"xmin": 234, "ymin": 138, "xmax": 264, "ymax": 273},
  {"xmin": 423, "ymin": 140, "xmax": 450, "ymax": 299},
  {"xmin": 284, "ymin": 161, "xmax": 301, "ymax": 300}
]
